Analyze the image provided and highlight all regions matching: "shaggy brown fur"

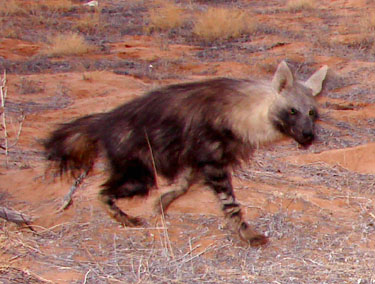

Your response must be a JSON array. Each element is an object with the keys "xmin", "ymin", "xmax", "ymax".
[{"xmin": 44, "ymin": 61, "xmax": 328, "ymax": 246}]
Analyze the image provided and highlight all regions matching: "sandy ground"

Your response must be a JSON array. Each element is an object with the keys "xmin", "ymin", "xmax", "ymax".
[{"xmin": 1, "ymin": 0, "xmax": 375, "ymax": 283}]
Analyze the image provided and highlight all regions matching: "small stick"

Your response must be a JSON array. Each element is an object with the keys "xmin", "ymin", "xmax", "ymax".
[
  {"xmin": 58, "ymin": 170, "xmax": 88, "ymax": 212},
  {"xmin": 181, "ymin": 243, "xmax": 215, "ymax": 264},
  {"xmin": 83, "ymin": 269, "xmax": 91, "ymax": 284},
  {"xmin": 144, "ymin": 128, "xmax": 159, "ymax": 189},
  {"xmin": 189, "ymin": 237, "xmax": 194, "ymax": 273},
  {"xmin": 24, "ymin": 269, "xmax": 54, "ymax": 284},
  {"xmin": 159, "ymin": 204, "xmax": 174, "ymax": 259},
  {"xmin": 9, "ymin": 113, "xmax": 26, "ymax": 148},
  {"xmin": 82, "ymin": 243, "xmax": 105, "ymax": 275},
  {"xmin": 0, "ymin": 70, "xmax": 8, "ymax": 167},
  {"xmin": 0, "ymin": 206, "xmax": 34, "ymax": 231}
]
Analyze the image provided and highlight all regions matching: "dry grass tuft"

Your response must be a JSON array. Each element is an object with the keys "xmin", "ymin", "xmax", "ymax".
[
  {"xmin": 0, "ymin": 0, "xmax": 26, "ymax": 16},
  {"xmin": 147, "ymin": 1, "xmax": 187, "ymax": 32},
  {"xmin": 286, "ymin": 0, "xmax": 316, "ymax": 12},
  {"xmin": 193, "ymin": 7, "xmax": 256, "ymax": 42},
  {"xmin": 0, "ymin": 0, "xmax": 74, "ymax": 16},
  {"xmin": 82, "ymin": 71, "xmax": 106, "ymax": 82},
  {"xmin": 360, "ymin": 12, "xmax": 375, "ymax": 32},
  {"xmin": 38, "ymin": 0, "xmax": 74, "ymax": 13},
  {"xmin": 74, "ymin": 12, "xmax": 101, "ymax": 34},
  {"xmin": 41, "ymin": 33, "xmax": 96, "ymax": 57}
]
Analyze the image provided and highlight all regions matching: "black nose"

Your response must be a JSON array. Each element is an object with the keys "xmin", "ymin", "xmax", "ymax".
[{"xmin": 302, "ymin": 130, "xmax": 314, "ymax": 141}]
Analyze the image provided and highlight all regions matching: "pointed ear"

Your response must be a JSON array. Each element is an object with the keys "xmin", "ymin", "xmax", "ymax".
[
  {"xmin": 272, "ymin": 61, "xmax": 294, "ymax": 94},
  {"xmin": 304, "ymin": 65, "xmax": 328, "ymax": 96}
]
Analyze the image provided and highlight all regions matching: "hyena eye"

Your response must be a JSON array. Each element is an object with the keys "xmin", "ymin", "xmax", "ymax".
[
  {"xmin": 290, "ymin": 108, "xmax": 297, "ymax": 115},
  {"xmin": 309, "ymin": 110, "xmax": 315, "ymax": 116}
]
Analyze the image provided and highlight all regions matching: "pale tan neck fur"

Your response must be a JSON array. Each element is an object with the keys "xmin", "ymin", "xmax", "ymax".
[{"xmin": 226, "ymin": 82, "xmax": 285, "ymax": 147}]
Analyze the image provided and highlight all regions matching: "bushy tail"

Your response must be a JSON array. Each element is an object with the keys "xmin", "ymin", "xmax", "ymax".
[{"xmin": 44, "ymin": 114, "xmax": 102, "ymax": 177}]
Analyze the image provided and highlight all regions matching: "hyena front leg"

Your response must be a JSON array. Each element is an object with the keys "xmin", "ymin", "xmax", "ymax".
[
  {"xmin": 202, "ymin": 164, "xmax": 268, "ymax": 247},
  {"xmin": 155, "ymin": 168, "xmax": 196, "ymax": 214}
]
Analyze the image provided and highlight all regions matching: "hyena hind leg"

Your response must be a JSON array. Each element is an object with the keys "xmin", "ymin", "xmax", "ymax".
[
  {"xmin": 99, "ymin": 191, "xmax": 144, "ymax": 227},
  {"xmin": 154, "ymin": 168, "xmax": 197, "ymax": 214}
]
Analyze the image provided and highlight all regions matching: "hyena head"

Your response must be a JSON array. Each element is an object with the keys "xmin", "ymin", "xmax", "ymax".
[{"xmin": 269, "ymin": 61, "xmax": 328, "ymax": 146}]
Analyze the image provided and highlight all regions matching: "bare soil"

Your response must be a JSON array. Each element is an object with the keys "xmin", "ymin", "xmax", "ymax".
[{"xmin": 1, "ymin": 0, "xmax": 375, "ymax": 283}]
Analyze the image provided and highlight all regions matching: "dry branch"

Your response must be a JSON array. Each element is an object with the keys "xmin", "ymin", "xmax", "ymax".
[
  {"xmin": 58, "ymin": 170, "xmax": 88, "ymax": 212},
  {"xmin": 0, "ymin": 206, "xmax": 33, "ymax": 228},
  {"xmin": 0, "ymin": 70, "xmax": 8, "ymax": 167},
  {"xmin": 0, "ymin": 71, "xmax": 25, "ymax": 166}
]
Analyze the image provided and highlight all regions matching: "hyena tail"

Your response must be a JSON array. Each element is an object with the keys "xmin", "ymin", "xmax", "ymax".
[{"xmin": 43, "ymin": 114, "xmax": 102, "ymax": 177}]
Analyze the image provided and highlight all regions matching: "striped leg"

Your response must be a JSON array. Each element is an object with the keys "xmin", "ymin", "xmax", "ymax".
[
  {"xmin": 155, "ymin": 168, "xmax": 196, "ymax": 213},
  {"xmin": 203, "ymin": 163, "xmax": 267, "ymax": 247}
]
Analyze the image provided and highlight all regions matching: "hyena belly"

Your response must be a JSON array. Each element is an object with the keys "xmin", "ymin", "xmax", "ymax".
[{"xmin": 96, "ymin": 101, "xmax": 189, "ymax": 226}]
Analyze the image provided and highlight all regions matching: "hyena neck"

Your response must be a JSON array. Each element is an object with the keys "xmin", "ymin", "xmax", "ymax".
[
  {"xmin": 246, "ymin": 100, "xmax": 284, "ymax": 147},
  {"xmin": 229, "ymin": 84, "xmax": 284, "ymax": 148}
]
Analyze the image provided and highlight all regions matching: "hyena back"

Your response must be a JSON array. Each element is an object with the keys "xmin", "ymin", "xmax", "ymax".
[{"xmin": 44, "ymin": 61, "xmax": 328, "ymax": 246}]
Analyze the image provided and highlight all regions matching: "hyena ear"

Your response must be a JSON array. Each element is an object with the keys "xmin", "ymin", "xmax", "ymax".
[
  {"xmin": 272, "ymin": 61, "xmax": 294, "ymax": 94},
  {"xmin": 304, "ymin": 65, "xmax": 328, "ymax": 96}
]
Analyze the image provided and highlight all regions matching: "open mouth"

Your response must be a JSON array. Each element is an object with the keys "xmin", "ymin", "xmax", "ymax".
[
  {"xmin": 298, "ymin": 142, "xmax": 312, "ymax": 149},
  {"xmin": 296, "ymin": 137, "xmax": 314, "ymax": 149}
]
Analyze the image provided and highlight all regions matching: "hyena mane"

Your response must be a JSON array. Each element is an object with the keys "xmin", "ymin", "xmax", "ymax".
[{"xmin": 44, "ymin": 61, "xmax": 328, "ymax": 247}]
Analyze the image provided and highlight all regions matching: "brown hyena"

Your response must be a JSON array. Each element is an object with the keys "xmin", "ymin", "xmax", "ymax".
[{"xmin": 44, "ymin": 61, "xmax": 328, "ymax": 246}]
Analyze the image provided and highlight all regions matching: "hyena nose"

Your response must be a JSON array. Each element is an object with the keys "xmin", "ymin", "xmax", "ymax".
[{"xmin": 302, "ymin": 130, "xmax": 314, "ymax": 141}]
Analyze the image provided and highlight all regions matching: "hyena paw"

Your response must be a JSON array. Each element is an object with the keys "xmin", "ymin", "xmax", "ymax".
[
  {"xmin": 127, "ymin": 216, "xmax": 146, "ymax": 227},
  {"xmin": 114, "ymin": 212, "xmax": 146, "ymax": 227},
  {"xmin": 239, "ymin": 222, "xmax": 268, "ymax": 247}
]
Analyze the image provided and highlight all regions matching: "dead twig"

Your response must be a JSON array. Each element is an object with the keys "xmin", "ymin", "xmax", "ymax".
[
  {"xmin": 58, "ymin": 170, "xmax": 88, "ymax": 212},
  {"xmin": 9, "ymin": 113, "xmax": 26, "ymax": 148},
  {"xmin": 1, "ymin": 70, "xmax": 8, "ymax": 167},
  {"xmin": 24, "ymin": 269, "xmax": 54, "ymax": 283},
  {"xmin": 0, "ymin": 206, "xmax": 34, "ymax": 231},
  {"xmin": 144, "ymin": 128, "xmax": 159, "ymax": 189},
  {"xmin": 158, "ymin": 202, "xmax": 175, "ymax": 259},
  {"xmin": 83, "ymin": 269, "xmax": 91, "ymax": 284}
]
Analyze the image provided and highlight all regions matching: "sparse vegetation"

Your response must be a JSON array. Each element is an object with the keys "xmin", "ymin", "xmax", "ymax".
[
  {"xmin": 360, "ymin": 12, "xmax": 375, "ymax": 32},
  {"xmin": 2, "ymin": 0, "xmax": 375, "ymax": 283},
  {"xmin": 82, "ymin": 71, "xmax": 106, "ymax": 82},
  {"xmin": 147, "ymin": 1, "xmax": 187, "ymax": 32},
  {"xmin": 74, "ymin": 12, "xmax": 101, "ymax": 34},
  {"xmin": 17, "ymin": 78, "xmax": 44, "ymax": 95},
  {"xmin": 286, "ymin": 0, "xmax": 316, "ymax": 12},
  {"xmin": 41, "ymin": 32, "xmax": 95, "ymax": 57},
  {"xmin": 0, "ymin": 0, "xmax": 25, "ymax": 16},
  {"xmin": 0, "ymin": 0, "xmax": 74, "ymax": 16},
  {"xmin": 36, "ymin": 0, "xmax": 74, "ymax": 13},
  {"xmin": 193, "ymin": 7, "xmax": 256, "ymax": 42}
]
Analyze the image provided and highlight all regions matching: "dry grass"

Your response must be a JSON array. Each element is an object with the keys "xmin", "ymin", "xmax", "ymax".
[
  {"xmin": 3, "ymin": 0, "xmax": 375, "ymax": 283},
  {"xmin": 193, "ymin": 7, "xmax": 256, "ymax": 42},
  {"xmin": 74, "ymin": 12, "xmax": 101, "ymax": 34},
  {"xmin": 0, "ymin": 0, "xmax": 74, "ymax": 16},
  {"xmin": 360, "ymin": 12, "xmax": 375, "ymax": 32},
  {"xmin": 0, "ymin": 0, "xmax": 25, "ymax": 16},
  {"xmin": 36, "ymin": 0, "xmax": 74, "ymax": 13},
  {"xmin": 147, "ymin": 1, "xmax": 187, "ymax": 32},
  {"xmin": 82, "ymin": 71, "xmax": 107, "ymax": 82},
  {"xmin": 1, "ymin": 26, "xmax": 20, "ymax": 39},
  {"xmin": 40, "ymin": 33, "xmax": 95, "ymax": 57},
  {"xmin": 286, "ymin": 0, "xmax": 316, "ymax": 12}
]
